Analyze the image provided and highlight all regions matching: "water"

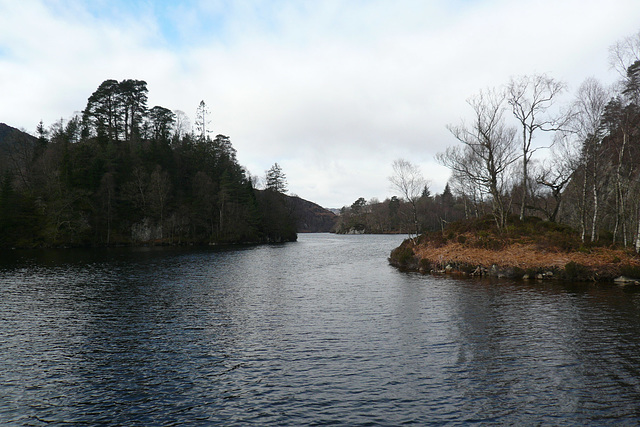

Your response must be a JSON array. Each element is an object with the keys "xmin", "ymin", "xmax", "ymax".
[{"xmin": 1, "ymin": 234, "xmax": 640, "ymax": 425}]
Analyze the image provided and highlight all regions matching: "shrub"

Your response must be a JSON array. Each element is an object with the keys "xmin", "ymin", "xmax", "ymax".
[
  {"xmin": 390, "ymin": 245, "xmax": 415, "ymax": 267},
  {"xmin": 620, "ymin": 264, "xmax": 640, "ymax": 279},
  {"xmin": 546, "ymin": 230, "xmax": 579, "ymax": 252},
  {"xmin": 428, "ymin": 232, "xmax": 447, "ymax": 248},
  {"xmin": 419, "ymin": 258, "xmax": 431, "ymax": 272},
  {"xmin": 505, "ymin": 225, "xmax": 518, "ymax": 237},
  {"xmin": 511, "ymin": 266, "xmax": 525, "ymax": 278},
  {"xmin": 484, "ymin": 238, "xmax": 504, "ymax": 250},
  {"xmin": 563, "ymin": 261, "xmax": 590, "ymax": 281}
]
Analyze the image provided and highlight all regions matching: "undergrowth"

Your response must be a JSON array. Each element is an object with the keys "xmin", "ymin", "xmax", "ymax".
[{"xmin": 420, "ymin": 215, "xmax": 589, "ymax": 253}]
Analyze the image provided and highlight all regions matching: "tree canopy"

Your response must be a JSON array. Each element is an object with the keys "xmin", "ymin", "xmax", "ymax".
[
  {"xmin": 0, "ymin": 80, "xmax": 297, "ymax": 247},
  {"xmin": 265, "ymin": 163, "xmax": 288, "ymax": 193},
  {"xmin": 434, "ymin": 30, "xmax": 640, "ymax": 251}
]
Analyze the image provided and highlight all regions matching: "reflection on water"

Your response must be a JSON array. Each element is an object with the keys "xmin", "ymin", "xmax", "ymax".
[{"xmin": 1, "ymin": 234, "xmax": 640, "ymax": 425}]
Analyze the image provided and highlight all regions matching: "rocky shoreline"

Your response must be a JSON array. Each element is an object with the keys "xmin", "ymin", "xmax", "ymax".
[{"xmin": 389, "ymin": 240, "xmax": 640, "ymax": 285}]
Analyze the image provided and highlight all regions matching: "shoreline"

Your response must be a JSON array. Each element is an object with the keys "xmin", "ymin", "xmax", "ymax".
[{"xmin": 389, "ymin": 240, "xmax": 640, "ymax": 284}]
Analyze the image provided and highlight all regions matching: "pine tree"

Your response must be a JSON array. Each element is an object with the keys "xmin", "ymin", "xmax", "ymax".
[{"xmin": 265, "ymin": 163, "xmax": 288, "ymax": 193}]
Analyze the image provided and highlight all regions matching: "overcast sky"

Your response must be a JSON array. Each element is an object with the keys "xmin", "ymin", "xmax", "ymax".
[{"xmin": 1, "ymin": 1, "xmax": 639, "ymax": 208}]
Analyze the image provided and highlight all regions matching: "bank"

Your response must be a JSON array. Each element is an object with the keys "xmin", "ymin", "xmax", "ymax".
[{"xmin": 389, "ymin": 216, "xmax": 640, "ymax": 284}]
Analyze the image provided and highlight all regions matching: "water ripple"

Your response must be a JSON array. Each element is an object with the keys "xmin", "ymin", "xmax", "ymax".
[{"xmin": 1, "ymin": 236, "xmax": 640, "ymax": 425}]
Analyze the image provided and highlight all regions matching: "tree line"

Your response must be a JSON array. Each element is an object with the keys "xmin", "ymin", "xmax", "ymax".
[
  {"xmin": 436, "ymin": 30, "xmax": 640, "ymax": 252},
  {"xmin": 0, "ymin": 79, "xmax": 297, "ymax": 247},
  {"xmin": 337, "ymin": 30, "xmax": 640, "ymax": 253},
  {"xmin": 333, "ymin": 182, "xmax": 464, "ymax": 236}
]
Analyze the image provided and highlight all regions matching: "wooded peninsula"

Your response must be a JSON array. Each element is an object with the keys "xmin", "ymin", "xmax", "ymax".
[
  {"xmin": 387, "ymin": 31, "xmax": 640, "ymax": 283},
  {"xmin": 0, "ymin": 80, "xmax": 338, "ymax": 248}
]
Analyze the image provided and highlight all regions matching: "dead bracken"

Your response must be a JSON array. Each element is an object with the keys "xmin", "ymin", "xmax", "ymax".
[{"xmin": 389, "ymin": 216, "xmax": 640, "ymax": 283}]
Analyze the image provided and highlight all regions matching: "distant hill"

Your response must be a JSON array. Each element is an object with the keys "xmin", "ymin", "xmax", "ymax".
[
  {"xmin": 286, "ymin": 194, "xmax": 338, "ymax": 232},
  {"xmin": 0, "ymin": 123, "xmax": 31, "ymax": 144},
  {"xmin": 0, "ymin": 122, "xmax": 36, "ymax": 145},
  {"xmin": 0, "ymin": 122, "xmax": 38, "ymax": 175}
]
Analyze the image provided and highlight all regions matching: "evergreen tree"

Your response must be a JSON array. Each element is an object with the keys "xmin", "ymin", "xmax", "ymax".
[
  {"xmin": 265, "ymin": 163, "xmax": 288, "ymax": 193},
  {"xmin": 194, "ymin": 100, "xmax": 211, "ymax": 142}
]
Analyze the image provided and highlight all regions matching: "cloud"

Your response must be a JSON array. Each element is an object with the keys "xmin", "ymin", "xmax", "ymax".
[{"xmin": 1, "ymin": 0, "xmax": 640, "ymax": 208}]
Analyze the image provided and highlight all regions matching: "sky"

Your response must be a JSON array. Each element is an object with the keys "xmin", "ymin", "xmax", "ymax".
[{"xmin": 1, "ymin": 0, "xmax": 639, "ymax": 209}]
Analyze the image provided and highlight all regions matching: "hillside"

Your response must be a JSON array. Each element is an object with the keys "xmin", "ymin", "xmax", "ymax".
[
  {"xmin": 286, "ymin": 194, "xmax": 337, "ymax": 233},
  {"xmin": 0, "ymin": 123, "xmax": 39, "ymax": 173},
  {"xmin": 389, "ymin": 216, "xmax": 640, "ymax": 283},
  {"xmin": 0, "ymin": 122, "xmax": 33, "ymax": 141}
]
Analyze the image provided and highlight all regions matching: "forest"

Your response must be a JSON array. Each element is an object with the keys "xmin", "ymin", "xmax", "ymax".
[
  {"xmin": 0, "ymin": 80, "xmax": 297, "ymax": 248},
  {"xmin": 338, "ymin": 31, "xmax": 640, "ymax": 253}
]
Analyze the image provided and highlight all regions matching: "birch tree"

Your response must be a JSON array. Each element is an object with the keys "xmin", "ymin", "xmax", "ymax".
[
  {"xmin": 507, "ymin": 74, "xmax": 566, "ymax": 220},
  {"xmin": 389, "ymin": 158, "xmax": 427, "ymax": 240},
  {"xmin": 609, "ymin": 30, "xmax": 640, "ymax": 78},
  {"xmin": 569, "ymin": 78, "xmax": 610, "ymax": 242},
  {"xmin": 438, "ymin": 88, "xmax": 518, "ymax": 229},
  {"xmin": 173, "ymin": 110, "xmax": 190, "ymax": 142}
]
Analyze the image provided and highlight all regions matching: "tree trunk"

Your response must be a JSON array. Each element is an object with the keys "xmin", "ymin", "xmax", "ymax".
[
  {"xmin": 520, "ymin": 139, "xmax": 527, "ymax": 221},
  {"xmin": 411, "ymin": 200, "xmax": 420, "ymax": 240},
  {"xmin": 613, "ymin": 132, "xmax": 628, "ymax": 246},
  {"xmin": 591, "ymin": 179, "xmax": 598, "ymax": 243},
  {"xmin": 636, "ymin": 203, "xmax": 640, "ymax": 253},
  {"xmin": 580, "ymin": 165, "xmax": 587, "ymax": 242},
  {"xmin": 549, "ymin": 188, "xmax": 562, "ymax": 222}
]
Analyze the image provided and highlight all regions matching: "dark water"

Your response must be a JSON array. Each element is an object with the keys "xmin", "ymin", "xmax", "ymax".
[{"xmin": 2, "ymin": 234, "xmax": 640, "ymax": 425}]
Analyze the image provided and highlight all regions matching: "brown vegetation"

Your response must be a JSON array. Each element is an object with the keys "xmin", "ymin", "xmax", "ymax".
[{"xmin": 390, "ymin": 216, "xmax": 640, "ymax": 282}]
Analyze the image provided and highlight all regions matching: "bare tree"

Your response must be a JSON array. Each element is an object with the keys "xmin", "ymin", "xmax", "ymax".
[
  {"xmin": 600, "ymin": 97, "xmax": 639, "ymax": 246},
  {"xmin": 507, "ymin": 74, "xmax": 567, "ymax": 220},
  {"xmin": 173, "ymin": 110, "xmax": 191, "ymax": 141},
  {"xmin": 438, "ymin": 88, "xmax": 518, "ymax": 229},
  {"xmin": 534, "ymin": 134, "xmax": 580, "ymax": 222},
  {"xmin": 609, "ymin": 31, "xmax": 640, "ymax": 245},
  {"xmin": 3, "ymin": 129, "xmax": 35, "ymax": 189},
  {"xmin": 389, "ymin": 158, "xmax": 427, "ymax": 240},
  {"xmin": 609, "ymin": 30, "xmax": 640, "ymax": 78},
  {"xmin": 449, "ymin": 169, "xmax": 485, "ymax": 219},
  {"xmin": 568, "ymin": 78, "xmax": 610, "ymax": 242}
]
